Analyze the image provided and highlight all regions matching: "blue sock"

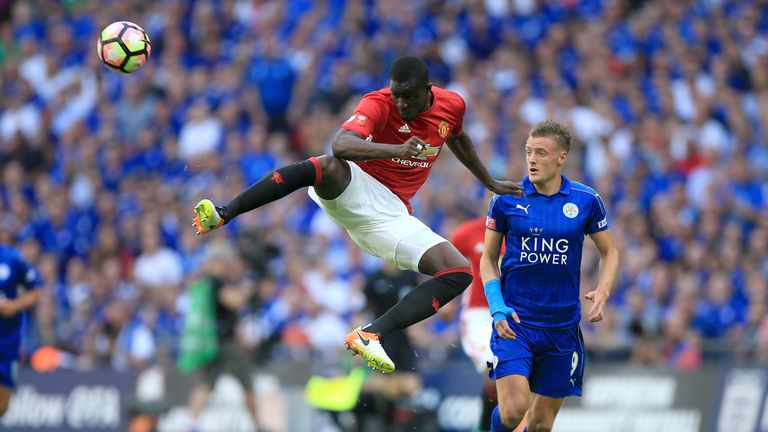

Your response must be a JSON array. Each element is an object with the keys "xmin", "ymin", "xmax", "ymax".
[{"xmin": 491, "ymin": 406, "xmax": 513, "ymax": 432}]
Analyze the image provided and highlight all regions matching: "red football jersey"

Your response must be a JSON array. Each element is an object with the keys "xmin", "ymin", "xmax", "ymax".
[
  {"xmin": 451, "ymin": 216, "xmax": 505, "ymax": 309},
  {"xmin": 340, "ymin": 86, "xmax": 466, "ymax": 213}
]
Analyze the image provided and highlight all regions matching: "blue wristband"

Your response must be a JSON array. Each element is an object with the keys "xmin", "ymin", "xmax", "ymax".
[
  {"xmin": 483, "ymin": 279, "xmax": 508, "ymax": 317},
  {"xmin": 492, "ymin": 311, "xmax": 508, "ymax": 323}
]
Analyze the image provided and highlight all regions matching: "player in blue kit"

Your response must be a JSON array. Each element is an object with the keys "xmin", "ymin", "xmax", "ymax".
[
  {"xmin": 0, "ymin": 246, "xmax": 41, "ymax": 417},
  {"xmin": 480, "ymin": 120, "xmax": 619, "ymax": 432}
]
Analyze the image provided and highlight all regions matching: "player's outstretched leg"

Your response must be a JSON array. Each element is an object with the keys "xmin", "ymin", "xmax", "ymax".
[
  {"xmin": 193, "ymin": 156, "xmax": 350, "ymax": 234},
  {"xmin": 346, "ymin": 242, "xmax": 471, "ymax": 372},
  {"xmin": 367, "ymin": 242, "xmax": 470, "ymax": 333}
]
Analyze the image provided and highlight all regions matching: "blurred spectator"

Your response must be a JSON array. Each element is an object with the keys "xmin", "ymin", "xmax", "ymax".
[
  {"xmin": 308, "ymin": 61, "xmax": 356, "ymax": 115},
  {"xmin": 177, "ymin": 100, "xmax": 223, "ymax": 161},
  {"xmin": 187, "ymin": 241, "xmax": 260, "ymax": 430},
  {"xmin": 0, "ymin": 82, "xmax": 40, "ymax": 142},
  {"xmin": 133, "ymin": 224, "xmax": 183, "ymax": 291},
  {"xmin": 248, "ymin": 38, "xmax": 296, "ymax": 132},
  {"xmin": 114, "ymin": 82, "xmax": 157, "ymax": 141}
]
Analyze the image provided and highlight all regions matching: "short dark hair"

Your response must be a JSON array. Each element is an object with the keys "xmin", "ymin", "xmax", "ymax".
[
  {"xmin": 529, "ymin": 119, "xmax": 572, "ymax": 153},
  {"xmin": 389, "ymin": 56, "xmax": 429, "ymax": 85}
]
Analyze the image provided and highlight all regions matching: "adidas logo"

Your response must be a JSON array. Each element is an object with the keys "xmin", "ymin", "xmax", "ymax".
[{"xmin": 398, "ymin": 124, "xmax": 411, "ymax": 133}]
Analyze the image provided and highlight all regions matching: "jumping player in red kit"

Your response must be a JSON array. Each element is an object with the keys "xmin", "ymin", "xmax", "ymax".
[{"xmin": 193, "ymin": 56, "xmax": 523, "ymax": 373}]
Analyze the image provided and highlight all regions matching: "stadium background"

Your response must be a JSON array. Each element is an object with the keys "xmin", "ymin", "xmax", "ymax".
[{"xmin": 1, "ymin": 0, "xmax": 768, "ymax": 431}]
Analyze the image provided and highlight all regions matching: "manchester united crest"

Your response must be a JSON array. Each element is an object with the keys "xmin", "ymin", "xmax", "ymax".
[{"xmin": 438, "ymin": 121, "xmax": 450, "ymax": 138}]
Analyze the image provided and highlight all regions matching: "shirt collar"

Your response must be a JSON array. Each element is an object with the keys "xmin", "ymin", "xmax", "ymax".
[{"xmin": 523, "ymin": 175, "xmax": 571, "ymax": 196}]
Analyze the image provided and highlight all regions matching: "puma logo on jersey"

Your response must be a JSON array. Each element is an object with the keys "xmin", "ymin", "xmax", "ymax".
[
  {"xmin": 516, "ymin": 204, "xmax": 530, "ymax": 214},
  {"xmin": 398, "ymin": 124, "xmax": 411, "ymax": 133}
]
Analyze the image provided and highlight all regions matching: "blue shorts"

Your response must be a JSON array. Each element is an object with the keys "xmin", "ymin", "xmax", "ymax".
[
  {"xmin": 489, "ymin": 320, "xmax": 585, "ymax": 398},
  {"xmin": 0, "ymin": 358, "xmax": 16, "ymax": 389}
]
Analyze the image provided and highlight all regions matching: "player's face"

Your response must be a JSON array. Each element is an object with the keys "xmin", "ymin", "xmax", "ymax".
[
  {"xmin": 525, "ymin": 136, "xmax": 567, "ymax": 184},
  {"xmin": 390, "ymin": 80, "xmax": 430, "ymax": 121}
]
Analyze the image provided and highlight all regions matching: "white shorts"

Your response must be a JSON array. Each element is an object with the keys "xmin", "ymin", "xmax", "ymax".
[
  {"xmin": 307, "ymin": 161, "xmax": 447, "ymax": 272},
  {"xmin": 460, "ymin": 307, "xmax": 494, "ymax": 373}
]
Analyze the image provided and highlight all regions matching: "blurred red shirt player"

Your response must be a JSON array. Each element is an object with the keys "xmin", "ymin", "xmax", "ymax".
[
  {"xmin": 451, "ymin": 215, "xmax": 523, "ymax": 432},
  {"xmin": 450, "ymin": 216, "xmax": 496, "ymax": 372}
]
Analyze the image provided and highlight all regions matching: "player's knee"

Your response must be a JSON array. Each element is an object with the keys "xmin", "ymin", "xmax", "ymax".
[
  {"xmin": 498, "ymin": 401, "xmax": 526, "ymax": 428},
  {"xmin": 420, "ymin": 242, "xmax": 469, "ymax": 275},
  {"xmin": 313, "ymin": 155, "xmax": 351, "ymax": 198},
  {"xmin": 315, "ymin": 155, "xmax": 345, "ymax": 176}
]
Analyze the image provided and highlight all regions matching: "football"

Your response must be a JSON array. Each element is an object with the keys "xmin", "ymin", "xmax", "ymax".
[{"xmin": 96, "ymin": 21, "xmax": 151, "ymax": 74}]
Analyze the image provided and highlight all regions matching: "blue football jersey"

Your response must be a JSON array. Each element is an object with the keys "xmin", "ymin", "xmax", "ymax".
[
  {"xmin": 486, "ymin": 176, "xmax": 609, "ymax": 328},
  {"xmin": 0, "ymin": 246, "xmax": 42, "ymax": 355}
]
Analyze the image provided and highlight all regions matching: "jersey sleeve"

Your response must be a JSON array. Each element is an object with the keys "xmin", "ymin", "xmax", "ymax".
[
  {"xmin": 485, "ymin": 194, "xmax": 507, "ymax": 233},
  {"xmin": 451, "ymin": 95, "xmax": 466, "ymax": 135},
  {"xmin": 585, "ymin": 193, "xmax": 610, "ymax": 234},
  {"xmin": 340, "ymin": 93, "xmax": 388, "ymax": 138}
]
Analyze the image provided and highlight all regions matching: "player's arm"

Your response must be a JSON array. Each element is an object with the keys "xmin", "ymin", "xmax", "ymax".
[
  {"xmin": 584, "ymin": 229, "xmax": 620, "ymax": 323},
  {"xmin": 332, "ymin": 95, "xmax": 424, "ymax": 161},
  {"xmin": 479, "ymin": 229, "xmax": 503, "ymax": 284},
  {"xmin": 331, "ymin": 129, "xmax": 424, "ymax": 161},
  {"xmin": 480, "ymin": 228, "xmax": 519, "ymax": 339},
  {"xmin": 445, "ymin": 131, "xmax": 523, "ymax": 196},
  {"xmin": 0, "ymin": 290, "xmax": 39, "ymax": 318}
]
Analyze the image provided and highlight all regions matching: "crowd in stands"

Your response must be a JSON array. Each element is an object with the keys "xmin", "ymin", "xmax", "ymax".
[{"xmin": 1, "ymin": 0, "xmax": 767, "ymax": 375}]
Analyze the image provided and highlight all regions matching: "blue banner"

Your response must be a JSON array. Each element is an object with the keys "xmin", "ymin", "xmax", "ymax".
[
  {"xmin": 419, "ymin": 359, "xmax": 486, "ymax": 432},
  {"xmin": 0, "ymin": 369, "xmax": 132, "ymax": 432}
]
